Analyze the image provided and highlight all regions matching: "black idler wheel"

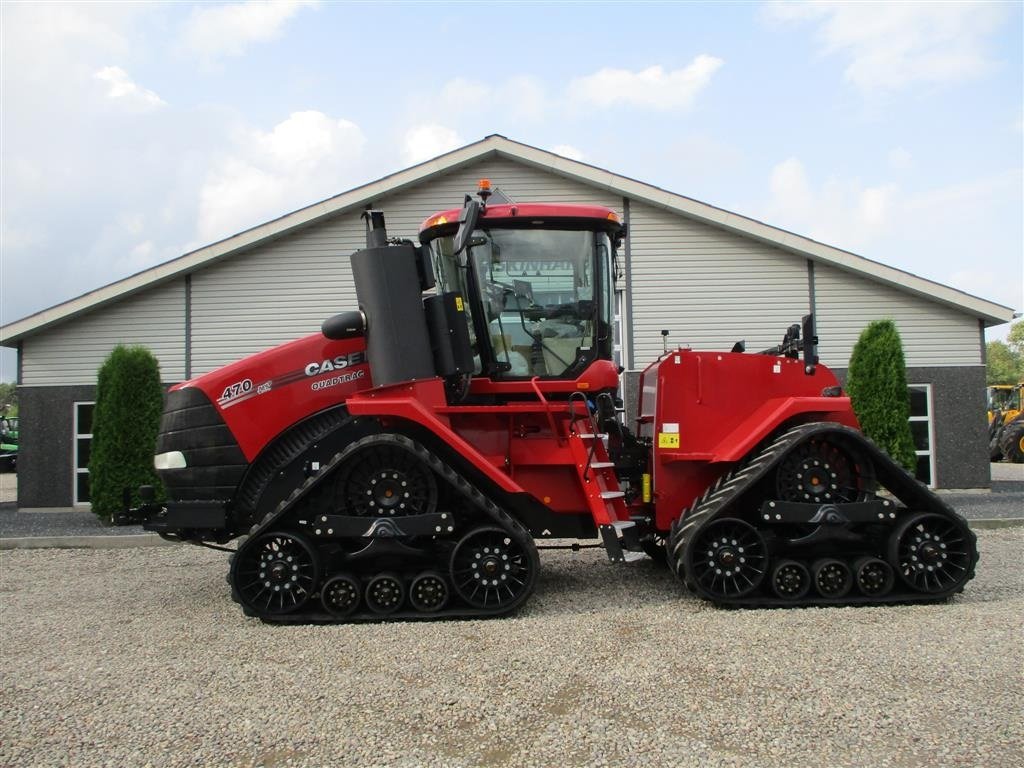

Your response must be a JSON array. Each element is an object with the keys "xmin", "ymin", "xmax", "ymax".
[
  {"xmin": 450, "ymin": 527, "xmax": 534, "ymax": 610},
  {"xmin": 684, "ymin": 518, "xmax": 768, "ymax": 600},
  {"xmin": 854, "ymin": 557, "xmax": 894, "ymax": 597},
  {"xmin": 776, "ymin": 437, "xmax": 872, "ymax": 504},
  {"xmin": 321, "ymin": 573, "xmax": 361, "ymax": 618},
  {"xmin": 365, "ymin": 573, "xmax": 405, "ymax": 614},
  {"xmin": 409, "ymin": 571, "xmax": 450, "ymax": 613},
  {"xmin": 812, "ymin": 558, "xmax": 853, "ymax": 598},
  {"xmin": 890, "ymin": 513, "xmax": 973, "ymax": 594},
  {"xmin": 771, "ymin": 559, "xmax": 811, "ymax": 600},
  {"xmin": 337, "ymin": 444, "xmax": 438, "ymax": 517},
  {"xmin": 232, "ymin": 531, "xmax": 320, "ymax": 615}
]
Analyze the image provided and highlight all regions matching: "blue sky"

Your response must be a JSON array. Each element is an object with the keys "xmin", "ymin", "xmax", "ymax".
[{"xmin": 1, "ymin": 1, "xmax": 1022, "ymax": 380}]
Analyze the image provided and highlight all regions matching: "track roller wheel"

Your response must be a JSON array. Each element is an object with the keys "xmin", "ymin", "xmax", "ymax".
[
  {"xmin": 890, "ymin": 513, "xmax": 973, "ymax": 594},
  {"xmin": 232, "ymin": 531, "xmax": 320, "ymax": 616},
  {"xmin": 684, "ymin": 518, "xmax": 768, "ymax": 600},
  {"xmin": 776, "ymin": 436, "xmax": 873, "ymax": 504},
  {"xmin": 337, "ymin": 443, "xmax": 438, "ymax": 516},
  {"xmin": 854, "ymin": 557, "xmax": 894, "ymax": 597},
  {"xmin": 771, "ymin": 559, "xmax": 811, "ymax": 600},
  {"xmin": 365, "ymin": 573, "xmax": 405, "ymax": 614},
  {"xmin": 812, "ymin": 558, "xmax": 853, "ymax": 598},
  {"xmin": 450, "ymin": 527, "xmax": 534, "ymax": 610},
  {"xmin": 409, "ymin": 571, "xmax": 450, "ymax": 613},
  {"xmin": 321, "ymin": 573, "xmax": 361, "ymax": 618}
]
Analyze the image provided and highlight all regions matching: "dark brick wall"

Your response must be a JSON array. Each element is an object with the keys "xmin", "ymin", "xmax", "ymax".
[
  {"xmin": 18, "ymin": 385, "xmax": 96, "ymax": 507},
  {"xmin": 623, "ymin": 364, "xmax": 988, "ymax": 490},
  {"xmin": 832, "ymin": 365, "xmax": 989, "ymax": 490}
]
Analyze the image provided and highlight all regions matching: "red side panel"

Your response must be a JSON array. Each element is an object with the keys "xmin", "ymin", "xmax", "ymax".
[
  {"xmin": 174, "ymin": 333, "xmax": 373, "ymax": 461},
  {"xmin": 648, "ymin": 350, "xmax": 859, "ymax": 529}
]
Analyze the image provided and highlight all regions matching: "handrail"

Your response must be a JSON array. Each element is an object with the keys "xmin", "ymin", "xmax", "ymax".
[
  {"xmin": 567, "ymin": 391, "xmax": 600, "ymax": 479},
  {"xmin": 530, "ymin": 377, "xmax": 562, "ymax": 443}
]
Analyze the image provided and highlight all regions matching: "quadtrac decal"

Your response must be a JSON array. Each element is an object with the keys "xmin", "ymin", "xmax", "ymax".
[{"xmin": 216, "ymin": 351, "xmax": 369, "ymax": 409}]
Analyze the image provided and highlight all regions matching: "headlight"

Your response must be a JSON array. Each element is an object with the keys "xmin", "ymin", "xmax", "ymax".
[{"xmin": 154, "ymin": 451, "xmax": 187, "ymax": 470}]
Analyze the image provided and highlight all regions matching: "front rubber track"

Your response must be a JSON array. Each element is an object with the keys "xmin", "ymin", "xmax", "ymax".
[{"xmin": 229, "ymin": 432, "xmax": 539, "ymax": 623}]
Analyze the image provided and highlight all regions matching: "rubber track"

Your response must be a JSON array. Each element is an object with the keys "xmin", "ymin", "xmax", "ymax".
[
  {"xmin": 667, "ymin": 422, "xmax": 979, "ymax": 608},
  {"xmin": 228, "ymin": 432, "xmax": 539, "ymax": 623}
]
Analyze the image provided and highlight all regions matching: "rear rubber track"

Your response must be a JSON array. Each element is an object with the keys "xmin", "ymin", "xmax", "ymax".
[{"xmin": 667, "ymin": 422, "xmax": 979, "ymax": 608}]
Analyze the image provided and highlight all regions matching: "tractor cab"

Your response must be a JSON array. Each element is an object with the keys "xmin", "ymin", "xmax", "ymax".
[{"xmin": 418, "ymin": 181, "xmax": 623, "ymax": 387}]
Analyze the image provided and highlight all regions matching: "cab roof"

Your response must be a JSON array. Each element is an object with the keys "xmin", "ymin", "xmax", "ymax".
[{"xmin": 419, "ymin": 203, "xmax": 622, "ymax": 239}]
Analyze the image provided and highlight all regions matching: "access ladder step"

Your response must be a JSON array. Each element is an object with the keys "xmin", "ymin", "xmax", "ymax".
[
  {"xmin": 600, "ymin": 491, "xmax": 625, "ymax": 500},
  {"xmin": 577, "ymin": 433, "xmax": 608, "ymax": 440},
  {"xmin": 590, "ymin": 461, "xmax": 614, "ymax": 469},
  {"xmin": 599, "ymin": 522, "xmax": 644, "ymax": 564}
]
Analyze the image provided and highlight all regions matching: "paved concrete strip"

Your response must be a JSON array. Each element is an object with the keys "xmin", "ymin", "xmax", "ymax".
[
  {"xmin": 0, "ymin": 534, "xmax": 176, "ymax": 550},
  {"xmin": 969, "ymin": 517, "xmax": 1024, "ymax": 530}
]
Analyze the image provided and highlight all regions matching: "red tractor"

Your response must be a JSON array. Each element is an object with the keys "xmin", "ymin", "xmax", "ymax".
[{"xmin": 137, "ymin": 181, "xmax": 978, "ymax": 621}]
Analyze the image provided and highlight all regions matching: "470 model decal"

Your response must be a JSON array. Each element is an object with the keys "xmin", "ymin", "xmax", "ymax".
[{"xmin": 216, "ymin": 351, "xmax": 370, "ymax": 409}]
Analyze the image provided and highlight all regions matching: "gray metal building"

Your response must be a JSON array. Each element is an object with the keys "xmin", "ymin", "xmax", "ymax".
[{"xmin": 1, "ymin": 136, "xmax": 1013, "ymax": 507}]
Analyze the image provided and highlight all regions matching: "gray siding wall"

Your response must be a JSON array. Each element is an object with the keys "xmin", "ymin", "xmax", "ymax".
[
  {"xmin": 814, "ymin": 263, "xmax": 982, "ymax": 368},
  {"xmin": 20, "ymin": 280, "xmax": 186, "ymax": 385},
  {"xmin": 627, "ymin": 200, "xmax": 810, "ymax": 366}
]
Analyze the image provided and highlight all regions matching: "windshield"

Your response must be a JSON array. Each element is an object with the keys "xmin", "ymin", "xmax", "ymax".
[{"xmin": 429, "ymin": 227, "xmax": 611, "ymax": 378}]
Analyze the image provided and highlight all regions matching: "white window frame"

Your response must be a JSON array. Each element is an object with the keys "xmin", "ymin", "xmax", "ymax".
[
  {"xmin": 908, "ymin": 384, "xmax": 936, "ymax": 489},
  {"xmin": 73, "ymin": 401, "xmax": 95, "ymax": 506},
  {"xmin": 613, "ymin": 287, "xmax": 626, "ymax": 369}
]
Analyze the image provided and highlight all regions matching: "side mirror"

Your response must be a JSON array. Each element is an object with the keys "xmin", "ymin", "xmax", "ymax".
[{"xmin": 452, "ymin": 198, "xmax": 481, "ymax": 257}]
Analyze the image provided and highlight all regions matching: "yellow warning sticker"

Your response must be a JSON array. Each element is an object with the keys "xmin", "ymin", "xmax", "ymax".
[
  {"xmin": 455, "ymin": 296, "xmax": 464, "ymax": 312},
  {"xmin": 658, "ymin": 433, "xmax": 680, "ymax": 449}
]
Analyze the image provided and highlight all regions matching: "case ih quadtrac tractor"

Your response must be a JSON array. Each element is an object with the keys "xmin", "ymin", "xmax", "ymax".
[{"xmin": 136, "ymin": 181, "xmax": 978, "ymax": 622}]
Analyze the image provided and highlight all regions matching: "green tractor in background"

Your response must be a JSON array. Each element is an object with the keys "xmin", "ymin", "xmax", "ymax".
[
  {"xmin": 987, "ymin": 383, "xmax": 1024, "ymax": 463},
  {"xmin": 0, "ymin": 407, "xmax": 17, "ymax": 472}
]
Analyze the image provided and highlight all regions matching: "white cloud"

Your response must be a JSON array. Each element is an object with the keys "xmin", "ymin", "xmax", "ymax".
[
  {"xmin": 765, "ymin": 1, "xmax": 1005, "ymax": 91},
  {"xmin": 887, "ymin": 147, "xmax": 912, "ymax": 171},
  {"xmin": 182, "ymin": 0, "xmax": 317, "ymax": 61},
  {"xmin": 568, "ymin": 56, "xmax": 723, "ymax": 110},
  {"xmin": 94, "ymin": 66, "xmax": 166, "ymax": 110},
  {"xmin": 764, "ymin": 157, "xmax": 897, "ymax": 248},
  {"xmin": 551, "ymin": 144, "xmax": 584, "ymax": 162},
  {"xmin": 402, "ymin": 125, "xmax": 463, "ymax": 165},
  {"xmin": 434, "ymin": 75, "xmax": 547, "ymax": 121},
  {"xmin": 198, "ymin": 111, "xmax": 366, "ymax": 242}
]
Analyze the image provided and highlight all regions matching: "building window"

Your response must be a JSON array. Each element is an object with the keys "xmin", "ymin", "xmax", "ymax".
[
  {"xmin": 73, "ymin": 402, "xmax": 95, "ymax": 505},
  {"xmin": 908, "ymin": 384, "xmax": 935, "ymax": 487}
]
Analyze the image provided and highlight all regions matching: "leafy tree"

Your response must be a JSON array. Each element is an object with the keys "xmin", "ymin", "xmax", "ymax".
[
  {"xmin": 0, "ymin": 382, "xmax": 17, "ymax": 416},
  {"xmin": 1008, "ymin": 319, "xmax": 1024, "ymax": 355},
  {"xmin": 985, "ymin": 320, "xmax": 1024, "ymax": 385},
  {"xmin": 846, "ymin": 320, "xmax": 918, "ymax": 472},
  {"xmin": 986, "ymin": 340, "xmax": 1021, "ymax": 385},
  {"xmin": 89, "ymin": 345, "xmax": 165, "ymax": 519}
]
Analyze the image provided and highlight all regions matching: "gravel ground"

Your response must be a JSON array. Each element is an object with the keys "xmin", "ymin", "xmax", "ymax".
[{"xmin": 1, "ymin": 531, "xmax": 1021, "ymax": 768}]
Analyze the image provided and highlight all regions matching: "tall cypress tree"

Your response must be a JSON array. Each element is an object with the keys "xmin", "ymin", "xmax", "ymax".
[
  {"xmin": 89, "ymin": 345, "xmax": 165, "ymax": 519},
  {"xmin": 846, "ymin": 320, "xmax": 918, "ymax": 472}
]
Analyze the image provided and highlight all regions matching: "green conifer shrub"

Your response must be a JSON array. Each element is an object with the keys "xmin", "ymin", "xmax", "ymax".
[
  {"xmin": 88, "ymin": 345, "xmax": 165, "ymax": 519},
  {"xmin": 845, "ymin": 320, "xmax": 918, "ymax": 472}
]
